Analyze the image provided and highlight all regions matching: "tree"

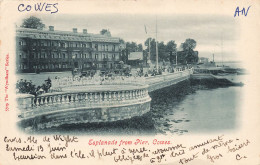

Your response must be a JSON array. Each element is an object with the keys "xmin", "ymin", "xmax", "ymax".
[
  {"xmin": 21, "ymin": 16, "xmax": 45, "ymax": 29},
  {"xmin": 100, "ymin": 29, "xmax": 111, "ymax": 36},
  {"xmin": 166, "ymin": 40, "xmax": 177, "ymax": 64},
  {"xmin": 180, "ymin": 38, "xmax": 198, "ymax": 64},
  {"xmin": 144, "ymin": 38, "xmax": 156, "ymax": 62},
  {"xmin": 181, "ymin": 38, "xmax": 196, "ymax": 51},
  {"xmin": 126, "ymin": 42, "xmax": 138, "ymax": 52},
  {"xmin": 166, "ymin": 40, "xmax": 177, "ymax": 52},
  {"xmin": 137, "ymin": 44, "xmax": 143, "ymax": 52},
  {"xmin": 144, "ymin": 38, "xmax": 177, "ymax": 63}
]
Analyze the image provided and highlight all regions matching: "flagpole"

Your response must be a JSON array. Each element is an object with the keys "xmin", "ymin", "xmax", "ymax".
[
  {"xmin": 144, "ymin": 25, "xmax": 151, "ymax": 67},
  {"xmin": 148, "ymin": 38, "xmax": 151, "ymax": 65},
  {"xmin": 176, "ymin": 51, "xmax": 177, "ymax": 65},
  {"xmin": 155, "ymin": 16, "xmax": 158, "ymax": 73}
]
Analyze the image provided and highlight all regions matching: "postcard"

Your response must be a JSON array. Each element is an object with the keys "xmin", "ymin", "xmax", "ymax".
[{"xmin": 0, "ymin": 0, "xmax": 260, "ymax": 164}]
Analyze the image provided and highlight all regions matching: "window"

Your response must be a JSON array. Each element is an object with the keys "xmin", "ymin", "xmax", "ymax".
[
  {"xmin": 115, "ymin": 54, "xmax": 119, "ymax": 60},
  {"xmin": 19, "ymin": 52, "xmax": 22, "ymax": 59},
  {"xmin": 51, "ymin": 42, "xmax": 54, "ymax": 46},
  {"xmin": 51, "ymin": 53, "xmax": 54, "ymax": 58},
  {"xmin": 95, "ymin": 44, "xmax": 98, "ymax": 50},
  {"xmin": 62, "ymin": 63, "xmax": 67, "ymax": 68},
  {"xmin": 106, "ymin": 45, "xmax": 108, "ymax": 51},
  {"xmin": 95, "ymin": 54, "xmax": 98, "ymax": 59},
  {"xmin": 102, "ymin": 45, "xmax": 105, "ymax": 51},
  {"xmin": 63, "ymin": 53, "xmax": 66, "ymax": 59},
  {"xmin": 82, "ymin": 44, "xmax": 86, "ymax": 48},
  {"xmin": 112, "ymin": 54, "xmax": 115, "ymax": 59},
  {"xmin": 19, "ymin": 41, "xmax": 23, "ymax": 46},
  {"xmin": 112, "ymin": 45, "xmax": 116, "ymax": 51}
]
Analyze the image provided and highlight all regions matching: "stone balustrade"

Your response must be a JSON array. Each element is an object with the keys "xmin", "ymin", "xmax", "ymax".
[{"xmin": 17, "ymin": 84, "xmax": 151, "ymax": 125}]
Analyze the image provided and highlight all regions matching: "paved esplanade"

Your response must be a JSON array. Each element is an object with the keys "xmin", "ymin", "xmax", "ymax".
[{"xmin": 17, "ymin": 69, "xmax": 193, "ymax": 130}]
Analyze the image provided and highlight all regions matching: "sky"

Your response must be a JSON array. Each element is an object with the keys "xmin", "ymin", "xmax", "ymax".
[{"xmin": 18, "ymin": 14, "xmax": 240, "ymax": 62}]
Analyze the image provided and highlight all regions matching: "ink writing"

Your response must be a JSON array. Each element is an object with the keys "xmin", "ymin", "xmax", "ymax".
[
  {"xmin": 234, "ymin": 6, "xmax": 251, "ymax": 17},
  {"xmin": 18, "ymin": 3, "xmax": 58, "ymax": 14}
]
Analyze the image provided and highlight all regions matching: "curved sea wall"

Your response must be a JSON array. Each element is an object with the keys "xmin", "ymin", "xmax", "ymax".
[{"xmin": 17, "ymin": 84, "xmax": 151, "ymax": 130}]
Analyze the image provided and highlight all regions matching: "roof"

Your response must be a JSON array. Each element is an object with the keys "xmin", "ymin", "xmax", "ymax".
[
  {"xmin": 16, "ymin": 27, "xmax": 120, "ymax": 43},
  {"xmin": 128, "ymin": 52, "xmax": 143, "ymax": 60}
]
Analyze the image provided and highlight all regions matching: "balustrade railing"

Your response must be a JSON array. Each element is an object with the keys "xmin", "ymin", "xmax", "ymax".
[{"xmin": 17, "ymin": 86, "xmax": 150, "ymax": 118}]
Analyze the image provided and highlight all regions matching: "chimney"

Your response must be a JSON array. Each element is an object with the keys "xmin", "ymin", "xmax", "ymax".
[
  {"xmin": 83, "ymin": 29, "xmax": 87, "ymax": 34},
  {"xmin": 73, "ymin": 28, "xmax": 77, "ymax": 33},
  {"xmin": 49, "ymin": 26, "xmax": 54, "ymax": 31}
]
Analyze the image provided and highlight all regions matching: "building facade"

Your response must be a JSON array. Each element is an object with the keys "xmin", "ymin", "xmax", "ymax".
[{"xmin": 16, "ymin": 26, "xmax": 121, "ymax": 73}]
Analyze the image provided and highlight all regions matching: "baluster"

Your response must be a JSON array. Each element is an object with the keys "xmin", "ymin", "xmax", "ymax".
[
  {"xmin": 108, "ymin": 92, "xmax": 112, "ymax": 102},
  {"xmin": 58, "ymin": 95, "xmax": 63, "ymax": 104},
  {"xmin": 49, "ymin": 96, "xmax": 53, "ymax": 105},
  {"xmin": 55, "ymin": 95, "xmax": 59, "ymax": 104},
  {"xmin": 83, "ymin": 93, "xmax": 87, "ymax": 102},
  {"xmin": 99, "ymin": 92, "xmax": 102, "ymax": 102},
  {"xmin": 42, "ymin": 96, "xmax": 47, "ymax": 106},
  {"xmin": 129, "ymin": 91, "xmax": 132, "ymax": 99},
  {"xmin": 46, "ymin": 96, "xmax": 51, "ymax": 105},
  {"xmin": 77, "ymin": 93, "xmax": 81, "ymax": 102},
  {"xmin": 104, "ymin": 92, "xmax": 107, "ymax": 102},
  {"xmin": 122, "ymin": 91, "xmax": 125, "ymax": 100},
  {"xmin": 58, "ymin": 95, "xmax": 62, "ymax": 104},
  {"xmin": 66, "ymin": 94, "xmax": 70, "ymax": 103},
  {"xmin": 75, "ymin": 94, "xmax": 79, "ymax": 102},
  {"xmin": 70, "ymin": 94, "xmax": 74, "ymax": 103},
  {"xmin": 36, "ymin": 97, "xmax": 41, "ymax": 106},
  {"xmin": 89, "ymin": 93, "xmax": 93, "ymax": 102},
  {"xmin": 31, "ymin": 97, "xmax": 36, "ymax": 108},
  {"xmin": 82, "ymin": 93, "xmax": 86, "ymax": 102},
  {"xmin": 125, "ymin": 91, "xmax": 128, "ymax": 100},
  {"xmin": 113, "ymin": 92, "xmax": 116, "ymax": 101},
  {"xmin": 53, "ymin": 95, "xmax": 57, "ymax": 104},
  {"xmin": 63, "ymin": 95, "xmax": 68, "ymax": 104},
  {"xmin": 38, "ymin": 97, "xmax": 42, "ymax": 106},
  {"xmin": 95, "ymin": 92, "xmax": 98, "ymax": 102}
]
